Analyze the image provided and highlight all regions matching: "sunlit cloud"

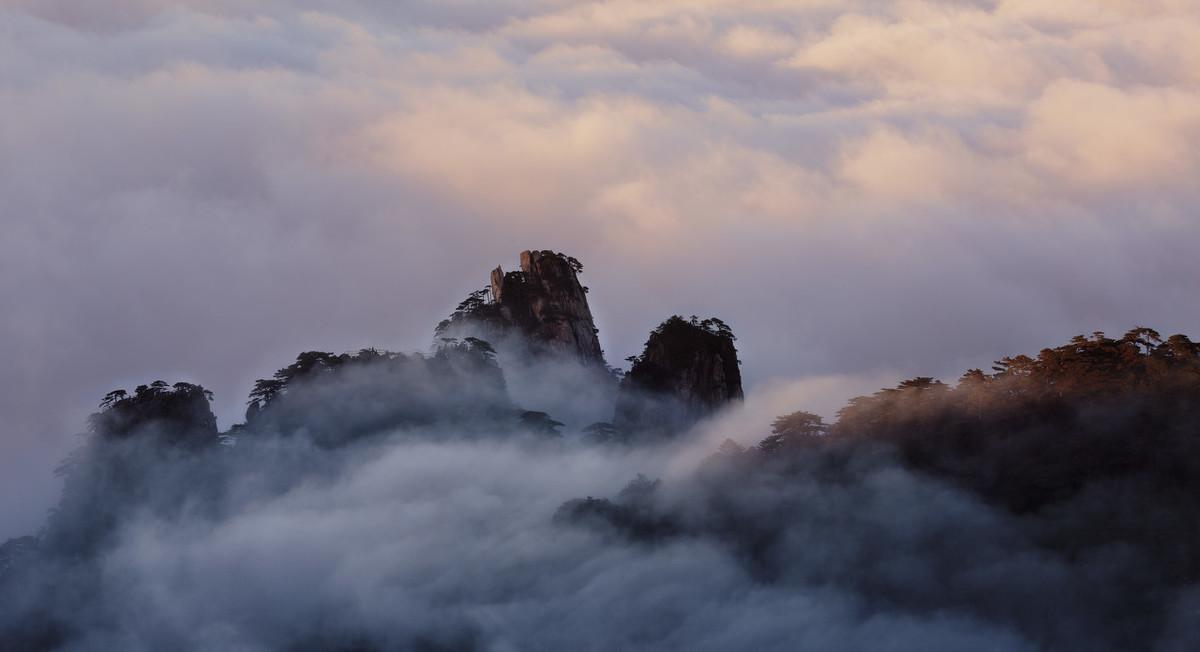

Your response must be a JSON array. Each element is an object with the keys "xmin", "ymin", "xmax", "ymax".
[{"xmin": 2, "ymin": 0, "xmax": 1200, "ymax": 539}]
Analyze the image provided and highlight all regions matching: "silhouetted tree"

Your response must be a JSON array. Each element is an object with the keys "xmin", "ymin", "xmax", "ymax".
[
  {"xmin": 519, "ymin": 411, "xmax": 564, "ymax": 438},
  {"xmin": 758, "ymin": 411, "xmax": 826, "ymax": 453}
]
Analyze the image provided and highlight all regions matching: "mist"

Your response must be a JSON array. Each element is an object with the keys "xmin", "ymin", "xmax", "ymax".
[
  {"xmin": 3, "ymin": 1, "xmax": 1200, "ymax": 649},
  {"xmin": 6, "ymin": 0, "xmax": 1200, "ymax": 540},
  {"xmin": 0, "ymin": 436, "xmax": 1040, "ymax": 651},
  {"xmin": 4, "ymin": 318, "xmax": 1199, "ymax": 651}
]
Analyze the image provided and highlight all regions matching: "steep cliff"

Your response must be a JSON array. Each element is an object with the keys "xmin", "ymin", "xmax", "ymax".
[
  {"xmin": 613, "ymin": 316, "xmax": 743, "ymax": 439},
  {"xmin": 439, "ymin": 250, "xmax": 605, "ymax": 365},
  {"xmin": 490, "ymin": 250, "xmax": 604, "ymax": 363}
]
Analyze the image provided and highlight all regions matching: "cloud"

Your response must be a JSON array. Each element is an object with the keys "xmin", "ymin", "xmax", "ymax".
[
  {"xmin": 1023, "ymin": 80, "xmax": 1200, "ymax": 191},
  {"xmin": 7, "ymin": 409, "xmax": 1184, "ymax": 650},
  {"xmin": 3, "ymin": 0, "xmax": 1200, "ymax": 541}
]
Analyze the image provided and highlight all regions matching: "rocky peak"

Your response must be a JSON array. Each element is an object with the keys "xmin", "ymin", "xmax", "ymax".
[
  {"xmin": 442, "ymin": 250, "xmax": 605, "ymax": 365},
  {"xmin": 613, "ymin": 316, "xmax": 743, "ymax": 439},
  {"xmin": 489, "ymin": 250, "xmax": 604, "ymax": 364},
  {"xmin": 90, "ymin": 381, "xmax": 218, "ymax": 449}
]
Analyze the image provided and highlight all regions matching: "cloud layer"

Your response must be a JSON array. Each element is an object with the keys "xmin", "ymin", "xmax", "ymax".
[{"xmin": 3, "ymin": 0, "xmax": 1200, "ymax": 537}]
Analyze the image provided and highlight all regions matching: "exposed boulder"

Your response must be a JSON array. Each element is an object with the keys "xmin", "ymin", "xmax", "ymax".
[{"xmin": 614, "ymin": 316, "xmax": 743, "ymax": 439}]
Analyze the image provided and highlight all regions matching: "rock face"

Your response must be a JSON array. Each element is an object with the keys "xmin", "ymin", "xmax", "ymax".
[
  {"xmin": 434, "ymin": 250, "xmax": 616, "ymax": 426},
  {"xmin": 439, "ymin": 250, "xmax": 605, "ymax": 365},
  {"xmin": 488, "ymin": 250, "xmax": 605, "ymax": 364},
  {"xmin": 614, "ymin": 316, "xmax": 743, "ymax": 438}
]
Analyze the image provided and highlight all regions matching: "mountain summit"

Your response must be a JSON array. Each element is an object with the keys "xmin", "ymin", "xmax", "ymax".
[
  {"xmin": 438, "ymin": 250, "xmax": 605, "ymax": 366},
  {"xmin": 489, "ymin": 250, "xmax": 605, "ymax": 365}
]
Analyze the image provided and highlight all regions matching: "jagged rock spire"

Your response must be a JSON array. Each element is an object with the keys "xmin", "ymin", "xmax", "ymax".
[
  {"xmin": 487, "ymin": 250, "xmax": 605, "ymax": 365},
  {"xmin": 439, "ymin": 250, "xmax": 605, "ymax": 366}
]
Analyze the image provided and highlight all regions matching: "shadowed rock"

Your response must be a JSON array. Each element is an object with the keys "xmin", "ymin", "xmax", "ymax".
[
  {"xmin": 91, "ymin": 381, "xmax": 218, "ymax": 449},
  {"xmin": 614, "ymin": 315, "xmax": 743, "ymax": 440}
]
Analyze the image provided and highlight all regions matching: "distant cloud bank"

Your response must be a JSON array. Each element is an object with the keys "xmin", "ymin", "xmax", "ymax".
[{"xmin": 2, "ymin": 0, "xmax": 1199, "ymax": 537}]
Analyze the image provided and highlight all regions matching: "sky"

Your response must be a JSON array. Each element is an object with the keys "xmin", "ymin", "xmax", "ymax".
[{"xmin": 2, "ymin": 0, "xmax": 1200, "ymax": 539}]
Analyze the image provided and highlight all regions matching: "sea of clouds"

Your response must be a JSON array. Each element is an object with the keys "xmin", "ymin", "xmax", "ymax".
[{"xmin": 2, "ymin": 0, "xmax": 1199, "ymax": 543}]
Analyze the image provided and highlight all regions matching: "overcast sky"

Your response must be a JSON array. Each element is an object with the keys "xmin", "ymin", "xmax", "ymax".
[{"xmin": 2, "ymin": 0, "xmax": 1199, "ymax": 539}]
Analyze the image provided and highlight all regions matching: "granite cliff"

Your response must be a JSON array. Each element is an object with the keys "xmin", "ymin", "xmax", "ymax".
[{"xmin": 438, "ymin": 250, "xmax": 605, "ymax": 365}]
